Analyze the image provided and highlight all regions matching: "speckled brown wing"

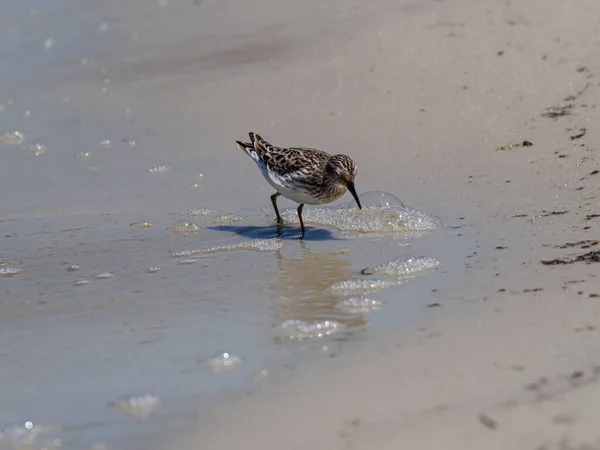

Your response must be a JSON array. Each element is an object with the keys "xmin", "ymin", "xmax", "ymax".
[{"xmin": 250, "ymin": 132, "xmax": 331, "ymax": 178}]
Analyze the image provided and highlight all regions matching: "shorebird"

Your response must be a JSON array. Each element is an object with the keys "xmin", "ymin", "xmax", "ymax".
[{"xmin": 236, "ymin": 132, "xmax": 361, "ymax": 237}]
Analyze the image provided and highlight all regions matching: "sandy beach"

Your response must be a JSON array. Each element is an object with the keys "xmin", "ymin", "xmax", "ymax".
[{"xmin": 2, "ymin": 0, "xmax": 600, "ymax": 448}]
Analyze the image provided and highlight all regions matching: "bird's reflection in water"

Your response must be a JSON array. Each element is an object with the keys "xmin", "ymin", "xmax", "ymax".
[{"xmin": 268, "ymin": 243, "xmax": 368, "ymax": 342}]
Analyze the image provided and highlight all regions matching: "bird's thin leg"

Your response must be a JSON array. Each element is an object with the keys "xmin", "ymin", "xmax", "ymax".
[
  {"xmin": 297, "ymin": 203, "xmax": 305, "ymax": 238},
  {"xmin": 270, "ymin": 192, "xmax": 283, "ymax": 232}
]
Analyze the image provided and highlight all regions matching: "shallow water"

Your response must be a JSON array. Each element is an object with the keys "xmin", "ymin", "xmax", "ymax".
[
  {"xmin": 0, "ymin": 0, "xmax": 451, "ymax": 448},
  {"xmin": 0, "ymin": 205, "xmax": 454, "ymax": 449}
]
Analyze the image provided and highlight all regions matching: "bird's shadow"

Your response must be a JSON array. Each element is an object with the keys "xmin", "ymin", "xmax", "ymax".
[{"xmin": 208, "ymin": 224, "xmax": 340, "ymax": 241}]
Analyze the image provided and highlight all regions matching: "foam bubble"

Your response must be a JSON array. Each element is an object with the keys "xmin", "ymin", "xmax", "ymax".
[
  {"xmin": 337, "ymin": 296, "xmax": 383, "ymax": 314},
  {"xmin": 205, "ymin": 352, "xmax": 243, "ymax": 372},
  {"xmin": 148, "ymin": 165, "xmax": 170, "ymax": 173},
  {"xmin": 184, "ymin": 208, "xmax": 214, "ymax": 217},
  {"xmin": 94, "ymin": 272, "xmax": 114, "ymax": 279},
  {"xmin": 211, "ymin": 214, "xmax": 244, "ymax": 225},
  {"xmin": 0, "ymin": 131, "xmax": 25, "ymax": 146},
  {"xmin": 0, "ymin": 267, "xmax": 22, "ymax": 276},
  {"xmin": 275, "ymin": 319, "xmax": 345, "ymax": 341},
  {"xmin": 281, "ymin": 191, "xmax": 439, "ymax": 235},
  {"xmin": 130, "ymin": 221, "xmax": 154, "ymax": 229},
  {"xmin": 107, "ymin": 395, "xmax": 161, "ymax": 420},
  {"xmin": 0, "ymin": 421, "xmax": 62, "ymax": 448},
  {"xmin": 167, "ymin": 220, "xmax": 201, "ymax": 235},
  {"xmin": 173, "ymin": 239, "xmax": 282, "ymax": 256},
  {"xmin": 361, "ymin": 256, "xmax": 440, "ymax": 277},
  {"xmin": 329, "ymin": 279, "xmax": 401, "ymax": 295}
]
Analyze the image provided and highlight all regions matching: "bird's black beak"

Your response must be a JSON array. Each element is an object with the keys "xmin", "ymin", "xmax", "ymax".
[{"xmin": 347, "ymin": 181, "xmax": 362, "ymax": 209}]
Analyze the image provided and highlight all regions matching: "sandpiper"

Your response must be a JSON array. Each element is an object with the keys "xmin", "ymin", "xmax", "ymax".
[{"xmin": 236, "ymin": 132, "xmax": 361, "ymax": 237}]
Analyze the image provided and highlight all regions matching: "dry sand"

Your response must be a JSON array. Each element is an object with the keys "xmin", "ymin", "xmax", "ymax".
[{"xmin": 162, "ymin": 0, "xmax": 600, "ymax": 448}]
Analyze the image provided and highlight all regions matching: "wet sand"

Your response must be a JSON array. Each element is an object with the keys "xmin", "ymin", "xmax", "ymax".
[{"xmin": 2, "ymin": 0, "xmax": 600, "ymax": 449}]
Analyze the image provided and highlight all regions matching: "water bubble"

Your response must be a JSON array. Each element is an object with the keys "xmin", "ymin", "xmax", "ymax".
[
  {"xmin": 145, "ymin": 266, "xmax": 161, "ymax": 273},
  {"xmin": 24, "ymin": 110, "xmax": 31, "ymax": 117},
  {"xmin": 211, "ymin": 214, "xmax": 243, "ymax": 225},
  {"xmin": 329, "ymin": 279, "xmax": 401, "ymax": 295},
  {"xmin": 205, "ymin": 352, "xmax": 243, "ymax": 372},
  {"xmin": 101, "ymin": 86, "xmax": 108, "ymax": 94},
  {"xmin": 148, "ymin": 165, "xmax": 170, "ymax": 173},
  {"xmin": 0, "ymin": 131, "xmax": 25, "ymax": 146},
  {"xmin": 0, "ymin": 267, "xmax": 22, "ymax": 277},
  {"xmin": 173, "ymin": 239, "xmax": 283, "ymax": 256},
  {"xmin": 130, "ymin": 221, "xmax": 154, "ymax": 229},
  {"xmin": 337, "ymin": 297, "xmax": 383, "ymax": 314},
  {"xmin": 107, "ymin": 394, "xmax": 161, "ymax": 420},
  {"xmin": 361, "ymin": 256, "xmax": 440, "ymax": 277},
  {"xmin": 275, "ymin": 319, "xmax": 345, "ymax": 341},
  {"xmin": 189, "ymin": 183, "xmax": 201, "ymax": 189},
  {"xmin": 167, "ymin": 220, "xmax": 201, "ymax": 235},
  {"xmin": 184, "ymin": 208, "xmax": 213, "ymax": 217},
  {"xmin": 99, "ymin": 140, "xmax": 111, "ymax": 148},
  {"xmin": 75, "ymin": 152, "xmax": 91, "ymax": 159},
  {"xmin": 81, "ymin": 58, "xmax": 89, "ymax": 66},
  {"xmin": 97, "ymin": 22, "xmax": 109, "ymax": 33},
  {"xmin": 73, "ymin": 278, "xmax": 90, "ymax": 286},
  {"xmin": 94, "ymin": 272, "xmax": 114, "ymax": 279},
  {"xmin": 349, "ymin": 190, "xmax": 404, "ymax": 209},
  {"xmin": 43, "ymin": 38, "xmax": 55, "ymax": 50},
  {"xmin": 66, "ymin": 264, "xmax": 81, "ymax": 272}
]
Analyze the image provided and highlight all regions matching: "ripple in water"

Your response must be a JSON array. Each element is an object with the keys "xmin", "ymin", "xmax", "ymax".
[
  {"xmin": 168, "ymin": 220, "xmax": 202, "ymax": 235},
  {"xmin": 204, "ymin": 352, "xmax": 244, "ymax": 372},
  {"xmin": 275, "ymin": 319, "xmax": 345, "ymax": 341},
  {"xmin": 173, "ymin": 239, "xmax": 283, "ymax": 256},
  {"xmin": 107, "ymin": 394, "xmax": 161, "ymax": 420},
  {"xmin": 281, "ymin": 190, "xmax": 439, "ymax": 234},
  {"xmin": 361, "ymin": 256, "xmax": 440, "ymax": 277}
]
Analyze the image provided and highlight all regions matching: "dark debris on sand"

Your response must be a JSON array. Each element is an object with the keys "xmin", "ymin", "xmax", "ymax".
[{"xmin": 542, "ymin": 250, "xmax": 600, "ymax": 265}]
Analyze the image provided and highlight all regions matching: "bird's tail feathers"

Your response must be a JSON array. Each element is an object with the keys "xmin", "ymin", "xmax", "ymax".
[
  {"xmin": 236, "ymin": 140, "xmax": 253, "ymax": 154},
  {"xmin": 249, "ymin": 132, "xmax": 272, "ymax": 154}
]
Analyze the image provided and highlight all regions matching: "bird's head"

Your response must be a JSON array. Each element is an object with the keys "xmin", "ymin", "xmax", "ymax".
[{"xmin": 325, "ymin": 154, "xmax": 361, "ymax": 209}]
